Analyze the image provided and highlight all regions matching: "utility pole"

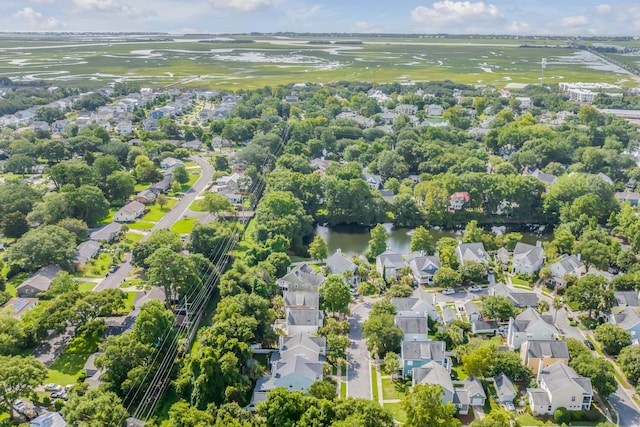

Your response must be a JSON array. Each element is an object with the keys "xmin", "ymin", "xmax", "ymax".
[{"xmin": 540, "ymin": 58, "xmax": 547, "ymax": 86}]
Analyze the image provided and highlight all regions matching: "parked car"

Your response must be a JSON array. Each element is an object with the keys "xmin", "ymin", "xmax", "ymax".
[
  {"xmin": 350, "ymin": 289, "xmax": 360, "ymax": 297},
  {"xmin": 50, "ymin": 391, "xmax": 67, "ymax": 400},
  {"xmin": 504, "ymin": 402, "xmax": 515, "ymax": 412},
  {"xmin": 13, "ymin": 399, "xmax": 26, "ymax": 413},
  {"xmin": 584, "ymin": 339, "xmax": 595, "ymax": 350},
  {"xmin": 109, "ymin": 265, "xmax": 118, "ymax": 273},
  {"xmin": 441, "ymin": 288, "xmax": 455, "ymax": 295},
  {"xmin": 468, "ymin": 285, "xmax": 482, "ymax": 292},
  {"xmin": 65, "ymin": 384, "xmax": 74, "ymax": 392},
  {"xmin": 488, "ymin": 267, "xmax": 494, "ymax": 274},
  {"xmin": 44, "ymin": 383, "xmax": 62, "ymax": 392}
]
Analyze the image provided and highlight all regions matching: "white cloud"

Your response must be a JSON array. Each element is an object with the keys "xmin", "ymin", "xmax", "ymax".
[
  {"xmin": 508, "ymin": 20, "xmax": 531, "ymax": 34},
  {"xmin": 561, "ymin": 15, "xmax": 589, "ymax": 27},
  {"xmin": 72, "ymin": 0, "xmax": 146, "ymax": 18},
  {"xmin": 595, "ymin": 4, "xmax": 611, "ymax": 13},
  {"xmin": 411, "ymin": 1, "xmax": 503, "ymax": 26},
  {"xmin": 353, "ymin": 21, "xmax": 382, "ymax": 33},
  {"xmin": 289, "ymin": 5, "xmax": 323, "ymax": 20},
  {"xmin": 28, "ymin": 0, "xmax": 55, "ymax": 3},
  {"xmin": 13, "ymin": 7, "xmax": 61, "ymax": 29},
  {"xmin": 207, "ymin": 0, "xmax": 274, "ymax": 13}
]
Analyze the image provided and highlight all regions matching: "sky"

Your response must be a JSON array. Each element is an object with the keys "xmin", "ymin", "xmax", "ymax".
[{"xmin": 1, "ymin": 0, "xmax": 640, "ymax": 36}]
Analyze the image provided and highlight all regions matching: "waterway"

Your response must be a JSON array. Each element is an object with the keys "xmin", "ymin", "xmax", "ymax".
[{"xmin": 315, "ymin": 223, "xmax": 551, "ymax": 257}]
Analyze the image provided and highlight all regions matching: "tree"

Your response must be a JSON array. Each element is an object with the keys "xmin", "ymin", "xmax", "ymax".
[
  {"xmin": 133, "ymin": 300, "xmax": 177, "ymax": 348},
  {"xmin": 384, "ymin": 352, "xmax": 401, "ymax": 376},
  {"xmin": 189, "ymin": 221, "xmax": 236, "ymax": 263},
  {"xmin": 308, "ymin": 235, "xmax": 328, "ymax": 261},
  {"xmin": 201, "ymin": 192, "xmax": 232, "ymax": 214},
  {"xmin": 65, "ymin": 184, "xmax": 110, "ymax": 225},
  {"xmin": 2, "ymin": 211, "xmax": 29, "ymax": 238},
  {"xmin": 462, "ymin": 345, "xmax": 497, "ymax": 377},
  {"xmin": 0, "ymin": 355, "xmax": 47, "ymax": 419},
  {"xmin": 257, "ymin": 388, "xmax": 311, "ymax": 427},
  {"xmin": 62, "ymin": 388, "xmax": 128, "ymax": 426},
  {"xmin": 471, "ymin": 411, "xmax": 520, "ymax": 427},
  {"xmin": 552, "ymin": 297, "xmax": 564, "ymax": 323},
  {"xmin": 44, "ymin": 271, "xmax": 79, "ymax": 297},
  {"xmin": 157, "ymin": 193, "xmax": 168, "ymax": 208},
  {"xmin": 363, "ymin": 312, "xmax": 403, "ymax": 359},
  {"xmin": 147, "ymin": 247, "xmax": 201, "ymax": 302},
  {"xmin": 594, "ymin": 323, "xmax": 632, "ymax": 355},
  {"xmin": 433, "ymin": 267, "xmax": 462, "ymax": 289},
  {"xmin": 402, "ymin": 383, "xmax": 461, "ymax": 427},
  {"xmin": 409, "ymin": 226, "xmax": 434, "ymax": 254},
  {"xmin": 367, "ymin": 223, "xmax": 388, "ymax": 259},
  {"xmin": 8, "ymin": 224, "xmax": 76, "ymax": 270},
  {"xmin": 0, "ymin": 316, "xmax": 26, "ymax": 356},
  {"xmin": 105, "ymin": 171, "xmax": 136, "ymax": 202},
  {"xmin": 0, "ymin": 181, "xmax": 41, "ymax": 216},
  {"xmin": 481, "ymin": 296, "xmax": 517, "ymax": 321},
  {"xmin": 617, "ymin": 345, "xmax": 640, "ymax": 385},
  {"xmin": 566, "ymin": 274, "xmax": 612, "ymax": 319},
  {"xmin": 326, "ymin": 334, "xmax": 350, "ymax": 362},
  {"xmin": 459, "ymin": 261, "xmax": 486, "ymax": 284},
  {"xmin": 168, "ymin": 399, "xmax": 215, "ymax": 427},
  {"xmin": 492, "ymin": 350, "xmax": 532, "ymax": 383},
  {"xmin": 3, "ymin": 154, "xmax": 35, "ymax": 175},
  {"xmin": 392, "ymin": 194, "xmax": 423, "ymax": 228},
  {"xmin": 254, "ymin": 191, "xmax": 313, "ymax": 251},
  {"xmin": 320, "ymin": 275, "xmax": 351, "ymax": 315},
  {"xmin": 93, "ymin": 155, "xmax": 121, "ymax": 180},
  {"xmin": 462, "ymin": 220, "xmax": 484, "ymax": 243},
  {"xmin": 56, "ymin": 218, "xmax": 88, "ymax": 242},
  {"xmin": 570, "ymin": 354, "xmax": 618, "ymax": 397},
  {"xmin": 308, "ymin": 379, "xmax": 337, "ymax": 401},
  {"xmin": 173, "ymin": 165, "xmax": 190, "ymax": 184}
]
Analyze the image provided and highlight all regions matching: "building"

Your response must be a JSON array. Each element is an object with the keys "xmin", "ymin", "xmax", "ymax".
[
  {"xmin": 376, "ymin": 250, "xmax": 405, "ymax": 280},
  {"xmin": 16, "ymin": 265, "xmax": 61, "ymax": 297},
  {"xmin": 456, "ymin": 242, "xmax": 490, "ymax": 265},
  {"xmin": 411, "ymin": 361, "xmax": 471, "ymax": 415},
  {"xmin": 160, "ymin": 157, "xmax": 183, "ymax": 169},
  {"xmin": 529, "ymin": 168, "xmax": 558, "ymax": 186},
  {"xmin": 521, "ymin": 340, "xmax": 570, "ymax": 375},
  {"xmin": 548, "ymin": 254, "xmax": 586, "ymax": 286},
  {"xmin": 391, "ymin": 287, "xmax": 438, "ymax": 321},
  {"xmin": 427, "ymin": 104, "xmax": 444, "ymax": 116},
  {"xmin": 73, "ymin": 240, "xmax": 101, "ymax": 267},
  {"xmin": 609, "ymin": 307, "xmax": 640, "ymax": 342},
  {"xmin": 527, "ymin": 362, "xmax": 592, "ymax": 415},
  {"xmin": 491, "ymin": 282, "xmax": 539, "ymax": 308},
  {"xmin": 395, "ymin": 316, "xmax": 429, "ymax": 342},
  {"xmin": 441, "ymin": 305, "xmax": 457, "ymax": 325},
  {"xmin": 1, "ymin": 297, "xmax": 38, "ymax": 319},
  {"xmin": 407, "ymin": 253, "xmax": 441, "ymax": 285},
  {"xmin": 135, "ymin": 189, "xmax": 157, "ymax": 204},
  {"xmin": 511, "ymin": 242, "xmax": 545, "ymax": 276},
  {"xmin": 283, "ymin": 291, "xmax": 320, "ymax": 310},
  {"xmin": 494, "ymin": 372, "xmax": 517, "ymax": 403},
  {"xmin": 449, "ymin": 192, "xmax": 470, "ymax": 211},
  {"xmin": 30, "ymin": 411, "xmax": 67, "ymax": 427},
  {"xmin": 325, "ymin": 249, "xmax": 358, "ymax": 286},
  {"xmin": 253, "ymin": 356, "xmax": 323, "ymax": 404},
  {"xmin": 464, "ymin": 301, "xmax": 481, "ymax": 322},
  {"xmin": 276, "ymin": 263, "xmax": 325, "ymax": 291},
  {"xmin": 113, "ymin": 200, "xmax": 146, "ymax": 223},
  {"xmin": 151, "ymin": 175, "xmax": 173, "ymax": 193},
  {"xmin": 615, "ymin": 190, "xmax": 640, "ymax": 207},
  {"xmin": 401, "ymin": 340, "xmax": 449, "ymax": 377},
  {"xmin": 89, "ymin": 222, "xmax": 121, "ymax": 243},
  {"xmin": 507, "ymin": 308, "xmax": 558, "ymax": 350}
]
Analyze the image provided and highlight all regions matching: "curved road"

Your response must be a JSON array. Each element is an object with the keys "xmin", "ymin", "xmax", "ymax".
[{"xmin": 94, "ymin": 154, "xmax": 214, "ymax": 292}]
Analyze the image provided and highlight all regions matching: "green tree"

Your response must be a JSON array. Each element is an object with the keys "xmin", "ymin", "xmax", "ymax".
[
  {"xmin": 462, "ymin": 220, "xmax": 484, "ymax": 243},
  {"xmin": 480, "ymin": 296, "xmax": 517, "ymax": 321},
  {"xmin": 462, "ymin": 345, "xmax": 497, "ymax": 377},
  {"xmin": 617, "ymin": 345, "xmax": 640, "ymax": 385},
  {"xmin": 594, "ymin": 323, "xmax": 632, "ymax": 355},
  {"xmin": 56, "ymin": 217, "xmax": 88, "ymax": 242},
  {"xmin": 402, "ymin": 383, "xmax": 461, "ymax": 427},
  {"xmin": 363, "ymin": 312, "xmax": 403, "ymax": 359},
  {"xmin": 308, "ymin": 235, "xmax": 328, "ymax": 261},
  {"xmin": 459, "ymin": 261, "xmax": 486, "ymax": 284},
  {"xmin": 3, "ymin": 154, "xmax": 35, "ymax": 175},
  {"xmin": 0, "ymin": 181, "xmax": 41, "ymax": 216},
  {"xmin": 570, "ymin": 354, "xmax": 617, "ymax": 397},
  {"xmin": 320, "ymin": 275, "xmax": 351, "ymax": 316},
  {"xmin": 254, "ymin": 191, "xmax": 313, "ymax": 251},
  {"xmin": 189, "ymin": 221, "xmax": 236, "ymax": 263},
  {"xmin": 0, "ymin": 316, "xmax": 26, "ymax": 356},
  {"xmin": 433, "ymin": 267, "xmax": 462, "ymax": 289},
  {"xmin": 105, "ymin": 171, "xmax": 136, "ymax": 202},
  {"xmin": 62, "ymin": 388, "xmax": 128, "ymax": 426},
  {"xmin": 409, "ymin": 226, "xmax": 434, "ymax": 254},
  {"xmin": 566, "ymin": 274, "xmax": 612, "ymax": 319},
  {"xmin": 471, "ymin": 411, "xmax": 520, "ymax": 427},
  {"xmin": 384, "ymin": 352, "xmax": 401, "ymax": 376},
  {"xmin": 43, "ymin": 271, "xmax": 79, "ymax": 297},
  {"xmin": 392, "ymin": 193, "xmax": 423, "ymax": 228},
  {"xmin": 2, "ymin": 211, "xmax": 29, "ymax": 238},
  {"xmin": 201, "ymin": 192, "xmax": 232, "ymax": 214},
  {"xmin": 367, "ymin": 223, "xmax": 388, "ymax": 259},
  {"xmin": 308, "ymin": 379, "xmax": 337, "ymax": 401},
  {"xmin": 147, "ymin": 247, "xmax": 201, "ymax": 302},
  {"xmin": 93, "ymin": 155, "xmax": 121, "ymax": 181},
  {"xmin": 133, "ymin": 300, "xmax": 177, "ymax": 348},
  {"xmin": 257, "ymin": 388, "xmax": 311, "ymax": 427},
  {"xmin": 0, "ymin": 355, "xmax": 47, "ymax": 419},
  {"xmin": 8, "ymin": 224, "xmax": 76, "ymax": 271},
  {"xmin": 65, "ymin": 184, "xmax": 110, "ymax": 225},
  {"xmin": 173, "ymin": 165, "xmax": 190, "ymax": 184},
  {"xmin": 168, "ymin": 399, "xmax": 215, "ymax": 427}
]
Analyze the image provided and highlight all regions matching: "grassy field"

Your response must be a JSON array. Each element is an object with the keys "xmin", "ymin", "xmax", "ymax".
[
  {"xmin": 0, "ymin": 34, "xmax": 636, "ymax": 89},
  {"xmin": 46, "ymin": 331, "xmax": 101, "ymax": 386},
  {"xmin": 170, "ymin": 218, "xmax": 198, "ymax": 234},
  {"xmin": 188, "ymin": 200, "xmax": 208, "ymax": 213},
  {"xmin": 141, "ymin": 199, "xmax": 178, "ymax": 222},
  {"xmin": 125, "ymin": 232, "xmax": 145, "ymax": 243},
  {"xmin": 77, "ymin": 281, "xmax": 96, "ymax": 292},
  {"xmin": 127, "ymin": 220, "xmax": 155, "ymax": 231},
  {"xmin": 371, "ymin": 365, "xmax": 379, "ymax": 401},
  {"xmin": 384, "ymin": 402, "xmax": 407, "ymax": 424},
  {"xmin": 381, "ymin": 378, "xmax": 407, "ymax": 400}
]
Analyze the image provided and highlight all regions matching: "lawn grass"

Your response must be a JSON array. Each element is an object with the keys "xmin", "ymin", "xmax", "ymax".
[
  {"xmin": 511, "ymin": 277, "xmax": 531, "ymax": 286},
  {"xmin": 141, "ymin": 199, "xmax": 178, "ymax": 222},
  {"xmin": 340, "ymin": 381, "xmax": 346, "ymax": 399},
  {"xmin": 75, "ymin": 253, "xmax": 113, "ymax": 278},
  {"xmin": 371, "ymin": 365, "xmax": 379, "ymax": 401},
  {"xmin": 179, "ymin": 171, "xmax": 201, "ymax": 192},
  {"xmin": 125, "ymin": 232, "xmax": 145, "ymax": 243},
  {"xmin": 134, "ymin": 182, "xmax": 151, "ymax": 192},
  {"xmin": 118, "ymin": 291, "xmax": 137, "ymax": 314},
  {"xmin": 77, "ymin": 281, "xmax": 96, "ymax": 292},
  {"xmin": 188, "ymin": 200, "xmax": 208, "ymax": 212},
  {"xmin": 5, "ymin": 272, "xmax": 28, "ymax": 297},
  {"xmin": 170, "ymin": 218, "xmax": 198, "ymax": 234},
  {"xmin": 127, "ymin": 221, "xmax": 155, "ymax": 230},
  {"xmin": 516, "ymin": 413, "xmax": 544, "ymax": 426},
  {"xmin": 381, "ymin": 378, "xmax": 407, "ymax": 400},
  {"xmin": 384, "ymin": 402, "xmax": 407, "ymax": 424},
  {"xmin": 46, "ymin": 332, "xmax": 101, "ymax": 386}
]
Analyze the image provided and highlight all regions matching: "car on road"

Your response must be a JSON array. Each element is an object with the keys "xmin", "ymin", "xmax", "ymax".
[
  {"xmin": 108, "ymin": 265, "xmax": 118, "ymax": 273},
  {"xmin": 584, "ymin": 339, "xmax": 595, "ymax": 350},
  {"xmin": 350, "ymin": 289, "xmax": 360, "ymax": 297},
  {"xmin": 44, "ymin": 383, "xmax": 62, "ymax": 392},
  {"xmin": 488, "ymin": 267, "xmax": 494, "ymax": 274},
  {"xmin": 467, "ymin": 285, "xmax": 482, "ymax": 292},
  {"xmin": 441, "ymin": 288, "xmax": 455, "ymax": 295}
]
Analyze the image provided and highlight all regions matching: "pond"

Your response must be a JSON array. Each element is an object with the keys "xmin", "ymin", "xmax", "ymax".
[{"xmin": 315, "ymin": 223, "xmax": 551, "ymax": 257}]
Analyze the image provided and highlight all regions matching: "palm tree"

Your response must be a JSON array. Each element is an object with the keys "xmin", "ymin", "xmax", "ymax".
[{"xmin": 552, "ymin": 297, "xmax": 564, "ymax": 324}]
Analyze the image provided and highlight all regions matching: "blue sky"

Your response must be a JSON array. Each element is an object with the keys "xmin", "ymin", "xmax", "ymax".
[{"xmin": 1, "ymin": 0, "xmax": 639, "ymax": 36}]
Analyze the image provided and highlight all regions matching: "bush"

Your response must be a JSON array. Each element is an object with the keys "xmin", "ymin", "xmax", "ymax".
[
  {"xmin": 571, "ymin": 410, "xmax": 586, "ymax": 421},
  {"xmin": 41, "ymin": 396, "xmax": 51, "ymax": 408},
  {"xmin": 53, "ymin": 399, "xmax": 64, "ymax": 411},
  {"xmin": 554, "ymin": 407, "xmax": 571, "ymax": 424}
]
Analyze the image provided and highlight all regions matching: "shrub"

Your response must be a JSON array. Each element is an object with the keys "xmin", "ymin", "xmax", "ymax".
[
  {"xmin": 571, "ymin": 410, "xmax": 586, "ymax": 421},
  {"xmin": 53, "ymin": 399, "xmax": 64, "ymax": 411},
  {"xmin": 554, "ymin": 407, "xmax": 571, "ymax": 424}
]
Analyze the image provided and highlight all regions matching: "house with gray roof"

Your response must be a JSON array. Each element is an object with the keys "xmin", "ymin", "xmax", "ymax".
[
  {"xmin": 30, "ymin": 411, "xmax": 67, "ymax": 427},
  {"xmin": 277, "ymin": 263, "xmax": 325, "ymax": 291},
  {"xmin": 135, "ymin": 189, "xmax": 157, "ymax": 204},
  {"xmin": 253, "ymin": 356, "xmax": 323, "ymax": 404},
  {"xmin": 529, "ymin": 168, "xmax": 558, "ymax": 185},
  {"xmin": 284, "ymin": 308, "xmax": 323, "ymax": 335},
  {"xmin": 325, "ymin": 249, "xmax": 358, "ymax": 286},
  {"xmin": 151, "ymin": 174, "xmax": 173, "ymax": 193},
  {"xmin": 471, "ymin": 319, "xmax": 500, "ymax": 335},
  {"xmin": 283, "ymin": 291, "xmax": 319, "ymax": 310},
  {"xmin": 376, "ymin": 249, "xmax": 404, "ymax": 280},
  {"xmin": 464, "ymin": 301, "xmax": 481, "ymax": 322},
  {"xmin": 391, "ymin": 287, "xmax": 437, "ymax": 320},
  {"xmin": 17, "ymin": 265, "xmax": 61, "ymax": 297},
  {"xmin": 456, "ymin": 242, "xmax": 490, "ymax": 265},
  {"xmin": 609, "ymin": 307, "xmax": 640, "ymax": 342},
  {"xmin": 362, "ymin": 172, "xmax": 383, "ymax": 189},
  {"xmin": 395, "ymin": 316, "xmax": 429, "ymax": 342},
  {"xmin": 614, "ymin": 290, "xmax": 640, "ymax": 308},
  {"xmin": 73, "ymin": 240, "xmax": 101, "ymax": 267},
  {"xmin": 494, "ymin": 372, "xmax": 517, "ymax": 403},
  {"xmin": 276, "ymin": 333, "xmax": 326, "ymax": 363},
  {"xmin": 507, "ymin": 308, "xmax": 557, "ymax": 350},
  {"xmin": 412, "ymin": 361, "xmax": 471, "ymax": 415},
  {"xmin": 527, "ymin": 362, "xmax": 592, "ymax": 415},
  {"xmin": 464, "ymin": 377, "xmax": 487, "ymax": 406},
  {"xmin": 113, "ymin": 200, "xmax": 145, "ymax": 223},
  {"xmin": 548, "ymin": 254, "xmax": 586, "ymax": 286},
  {"xmin": 512, "ymin": 242, "xmax": 544, "ymax": 276},
  {"xmin": 491, "ymin": 282, "xmax": 539, "ymax": 308},
  {"xmin": 400, "ymin": 340, "xmax": 449, "ymax": 377},
  {"xmin": 521, "ymin": 340, "xmax": 570, "ymax": 375},
  {"xmin": 89, "ymin": 222, "xmax": 121, "ymax": 243},
  {"xmin": 407, "ymin": 254, "xmax": 441, "ymax": 285},
  {"xmin": 496, "ymin": 247, "xmax": 510, "ymax": 266},
  {"xmin": 615, "ymin": 190, "xmax": 640, "ymax": 207},
  {"xmin": 440, "ymin": 305, "xmax": 458, "ymax": 325}
]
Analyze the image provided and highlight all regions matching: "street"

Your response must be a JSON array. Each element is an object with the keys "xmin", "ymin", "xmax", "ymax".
[
  {"xmin": 95, "ymin": 154, "xmax": 214, "ymax": 292},
  {"xmin": 346, "ymin": 298, "xmax": 372, "ymax": 399}
]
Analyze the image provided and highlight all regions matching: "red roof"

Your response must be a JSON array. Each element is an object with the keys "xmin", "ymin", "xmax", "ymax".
[{"xmin": 451, "ymin": 192, "xmax": 470, "ymax": 202}]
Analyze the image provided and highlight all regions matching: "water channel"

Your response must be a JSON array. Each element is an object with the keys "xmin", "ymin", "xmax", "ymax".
[{"xmin": 315, "ymin": 223, "xmax": 551, "ymax": 257}]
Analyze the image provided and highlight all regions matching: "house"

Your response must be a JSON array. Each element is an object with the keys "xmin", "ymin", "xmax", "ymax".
[
  {"xmin": 609, "ymin": 307, "xmax": 640, "ymax": 341},
  {"xmin": 275, "ymin": 333, "xmax": 326, "ymax": 364},
  {"xmin": 471, "ymin": 319, "xmax": 500, "ymax": 335},
  {"xmin": 456, "ymin": 242, "xmax": 490, "ymax": 265},
  {"xmin": 412, "ymin": 361, "xmax": 470, "ymax": 415},
  {"xmin": 521, "ymin": 340, "xmax": 570, "ymax": 375},
  {"xmin": 391, "ymin": 287, "xmax": 438, "ymax": 321},
  {"xmin": 527, "ymin": 362, "xmax": 592, "ymax": 415},
  {"xmin": 160, "ymin": 157, "xmax": 183, "ymax": 169},
  {"xmin": 284, "ymin": 308, "xmax": 323, "ymax": 335},
  {"xmin": 253, "ymin": 356, "xmax": 323, "ymax": 404},
  {"xmin": 1, "ymin": 298, "xmax": 38, "ymax": 319},
  {"xmin": 400, "ymin": 340, "xmax": 449, "ymax": 377},
  {"xmin": 378, "ymin": 112, "xmax": 397, "ymax": 125},
  {"xmin": 135, "ymin": 189, "xmax": 157, "ymax": 204},
  {"xmin": 548, "ymin": 254, "xmax": 586, "ymax": 286},
  {"xmin": 215, "ymin": 188, "xmax": 243, "ymax": 206},
  {"xmin": 16, "ymin": 265, "xmax": 61, "ymax": 297},
  {"xmin": 103, "ymin": 314, "xmax": 136, "ymax": 337},
  {"xmin": 151, "ymin": 175, "xmax": 173, "ymax": 193},
  {"xmin": 515, "ymin": 96, "xmax": 532, "ymax": 109},
  {"xmin": 89, "ymin": 222, "xmax": 121, "ymax": 243},
  {"xmin": 141, "ymin": 118, "xmax": 158, "ymax": 131},
  {"xmin": 379, "ymin": 189, "xmax": 395, "ymax": 203},
  {"xmin": 113, "ymin": 200, "xmax": 146, "ymax": 223},
  {"xmin": 615, "ymin": 190, "xmax": 640, "ymax": 207},
  {"xmin": 116, "ymin": 120, "xmax": 133, "ymax": 135},
  {"xmin": 496, "ymin": 247, "xmax": 510, "ymax": 266},
  {"xmin": 183, "ymin": 139, "xmax": 205, "ymax": 151},
  {"xmin": 449, "ymin": 192, "xmax": 470, "ymax": 211},
  {"xmin": 283, "ymin": 291, "xmax": 319, "ymax": 310},
  {"xmin": 427, "ymin": 104, "xmax": 444, "ymax": 116},
  {"xmin": 396, "ymin": 104, "xmax": 418, "ymax": 115},
  {"xmin": 407, "ymin": 253, "xmax": 441, "ymax": 285},
  {"xmin": 284, "ymin": 95, "xmax": 299, "ymax": 103},
  {"xmin": 211, "ymin": 137, "xmax": 232, "ymax": 149},
  {"xmin": 614, "ymin": 290, "xmax": 640, "ymax": 308},
  {"xmin": 362, "ymin": 172, "xmax": 383, "ymax": 190},
  {"xmin": 494, "ymin": 372, "xmax": 517, "ymax": 403},
  {"xmin": 511, "ymin": 242, "xmax": 545, "ymax": 276},
  {"xmin": 529, "ymin": 168, "xmax": 558, "ymax": 186},
  {"xmin": 395, "ymin": 316, "xmax": 429, "ymax": 342},
  {"xmin": 464, "ymin": 301, "xmax": 481, "ymax": 322},
  {"xmin": 73, "ymin": 240, "xmax": 101, "ymax": 267},
  {"xmin": 84, "ymin": 352, "xmax": 104, "ymax": 377},
  {"xmin": 276, "ymin": 263, "xmax": 325, "ymax": 291},
  {"xmin": 30, "ymin": 411, "xmax": 67, "ymax": 427},
  {"xmin": 507, "ymin": 308, "xmax": 558, "ymax": 350},
  {"xmin": 325, "ymin": 249, "xmax": 358, "ymax": 286},
  {"xmin": 597, "ymin": 172, "xmax": 614, "ymax": 186},
  {"xmin": 376, "ymin": 250, "xmax": 404, "ymax": 280},
  {"xmin": 464, "ymin": 377, "xmax": 487, "ymax": 406},
  {"xmin": 491, "ymin": 282, "xmax": 539, "ymax": 308},
  {"xmin": 441, "ymin": 305, "xmax": 457, "ymax": 325}
]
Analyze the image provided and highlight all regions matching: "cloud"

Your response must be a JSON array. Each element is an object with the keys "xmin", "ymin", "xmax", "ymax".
[
  {"xmin": 595, "ymin": 4, "xmax": 611, "ymax": 13},
  {"xmin": 561, "ymin": 15, "xmax": 589, "ymax": 27},
  {"xmin": 13, "ymin": 7, "xmax": 61, "ymax": 29},
  {"xmin": 28, "ymin": 0, "xmax": 55, "ymax": 3},
  {"xmin": 71, "ymin": 0, "xmax": 146, "ymax": 18},
  {"xmin": 207, "ymin": 0, "xmax": 274, "ymax": 13},
  {"xmin": 352, "ymin": 21, "xmax": 382, "ymax": 33},
  {"xmin": 411, "ymin": 1, "xmax": 503, "ymax": 27},
  {"xmin": 508, "ymin": 20, "xmax": 531, "ymax": 34},
  {"xmin": 288, "ymin": 5, "xmax": 323, "ymax": 20}
]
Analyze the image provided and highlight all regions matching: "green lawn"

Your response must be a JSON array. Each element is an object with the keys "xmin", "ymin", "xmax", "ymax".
[
  {"xmin": 384, "ymin": 402, "xmax": 407, "ymax": 424},
  {"xmin": 78, "ymin": 281, "xmax": 96, "ymax": 292},
  {"xmin": 170, "ymin": 218, "xmax": 198, "ymax": 234},
  {"xmin": 119, "ymin": 291, "xmax": 137, "ymax": 314},
  {"xmin": 371, "ymin": 366, "xmax": 379, "ymax": 401},
  {"xmin": 511, "ymin": 277, "xmax": 531, "ymax": 286},
  {"xmin": 5, "ymin": 272, "xmax": 28, "ymax": 297},
  {"xmin": 381, "ymin": 378, "xmax": 408, "ymax": 400},
  {"xmin": 127, "ymin": 220, "xmax": 155, "ymax": 230},
  {"xmin": 180, "ymin": 170, "xmax": 201, "ymax": 192},
  {"xmin": 340, "ymin": 381, "xmax": 346, "ymax": 399},
  {"xmin": 141, "ymin": 199, "xmax": 178, "ymax": 222},
  {"xmin": 46, "ymin": 332, "xmax": 101, "ymax": 386},
  {"xmin": 134, "ymin": 182, "xmax": 151, "ymax": 192},
  {"xmin": 75, "ymin": 253, "xmax": 113, "ymax": 278},
  {"xmin": 188, "ymin": 200, "xmax": 208, "ymax": 212},
  {"xmin": 125, "ymin": 232, "xmax": 145, "ymax": 243}
]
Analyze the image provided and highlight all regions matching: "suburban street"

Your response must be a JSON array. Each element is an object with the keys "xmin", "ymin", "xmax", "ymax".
[
  {"xmin": 95, "ymin": 154, "xmax": 214, "ymax": 292},
  {"xmin": 346, "ymin": 298, "xmax": 372, "ymax": 399}
]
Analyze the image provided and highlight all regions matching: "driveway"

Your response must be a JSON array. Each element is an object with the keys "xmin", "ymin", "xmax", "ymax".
[
  {"xmin": 32, "ymin": 327, "xmax": 74, "ymax": 367},
  {"xmin": 94, "ymin": 155, "xmax": 214, "ymax": 292},
  {"xmin": 346, "ymin": 298, "xmax": 372, "ymax": 399}
]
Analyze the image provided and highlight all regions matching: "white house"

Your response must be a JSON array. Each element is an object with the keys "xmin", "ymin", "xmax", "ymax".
[
  {"xmin": 160, "ymin": 157, "xmax": 183, "ymax": 169},
  {"xmin": 376, "ymin": 250, "xmax": 404, "ymax": 280},
  {"xmin": 527, "ymin": 362, "xmax": 592, "ymax": 415},
  {"xmin": 507, "ymin": 308, "xmax": 558, "ymax": 350},
  {"xmin": 427, "ymin": 104, "xmax": 444, "ymax": 116},
  {"xmin": 276, "ymin": 263, "xmax": 325, "ymax": 291},
  {"xmin": 325, "ymin": 249, "xmax": 358, "ymax": 286},
  {"xmin": 116, "ymin": 120, "xmax": 133, "ymax": 135},
  {"xmin": 407, "ymin": 253, "xmax": 441, "ymax": 285},
  {"xmin": 456, "ymin": 242, "xmax": 490, "ymax": 265},
  {"xmin": 515, "ymin": 97, "xmax": 532, "ymax": 109},
  {"xmin": 113, "ymin": 201, "xmax": 146, "ymax": 223},
  {"xmin": 283, "ymin": 308, "xmax": 323, "ymax": 335},
  {"xmin": 449, "ymin": 192, "xmax": 470, "ymax": 211},
  {"xmin": 548, "ymin": 254, "xmax": 586, "ymax": 286},
  {"xmin": 494, "ymin": 373, "xmax": 517, "ymax": 403},
  {"xmin": 512, "ymin": 242, "xmax": 545, "ymax": 276}
]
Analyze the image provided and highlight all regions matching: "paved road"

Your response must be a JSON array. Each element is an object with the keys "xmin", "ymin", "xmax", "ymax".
[
  {"xmin": 346, "ymin": 298, "xmax": 372, "ymax": 399},
  {"xmin": 95, "ymin": 155, "xmax": 214, "ymax": 292}
]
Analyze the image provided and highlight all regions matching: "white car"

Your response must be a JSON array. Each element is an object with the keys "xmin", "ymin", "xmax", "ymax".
[
  {"xmin": 468, "ymin": 285, "xmax": 482, "ymax": 292},
  {"xmin": 504, "ymin": 402, "xmax": 515, "ymax": 411},
  {"xmin": 13, "ymin": 400, "xmax": 26, "ymax": 412},
  {"xmin": 44, "ymin": 383, "xmax": 62, "ymax": 392},
  {"xmin": 441, "ymin": 288, "xmax": 456, "ymax": 295}
]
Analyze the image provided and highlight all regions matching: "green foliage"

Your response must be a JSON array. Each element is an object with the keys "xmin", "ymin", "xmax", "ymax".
[
  {"xmin": 617, "ymin": 345, "xmax": 640, "ymax": 385},
  {"xmin": 308, "ymin": 235, "xmax": 328, "ymax": 261},
  {"xmin": 62, "ymin": 388, "xmax": 128, "ymax": 426},
  {"xmin": 8, "ymin": 224, "xmax": 77, "ymax": 270},
  {"xmin": 409, "ymin": 226, "xmax": 434, "ymax": 254},
  {"xmin": 0, "ymin": 355, "xmax": 47, "ymax": 419},
  {"xmin": 363, "ymin": 308, "xmax": 403, "ymax": 359},
  {"xmin": 367, "ymin": 224, "xmax": 388, "ymax": 259},
  {"xmin": 594, "ymin": 323, "xmax": 632, "ymax": 355},
  {"xmin": 480, "ymin": 296, "xmax": 517, "ymax": 321},
  {"xmin": 553, "ymin": 407, "xmax": 571, "ymax": 424},
  {"xmin": 173, "ymin": 165, "xmax": 190, "ymax": 184},
  {"xmin": 254, "ymin": 191, "xmax": 313, "ymax": 251},
  {"xmin": 308, "ymin": 379, "xmax": 338, "ymax": 401},
  {"xmin": 401, "ymin": 383, "xmax": 461, "ymax": 427},
  {"xmin": 320, "ymin": 275, "xmax": 351, "ymax": 315},
  {"xmin": 566, "ymin": 274, "xmax": 614, "ymax": 319}
]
